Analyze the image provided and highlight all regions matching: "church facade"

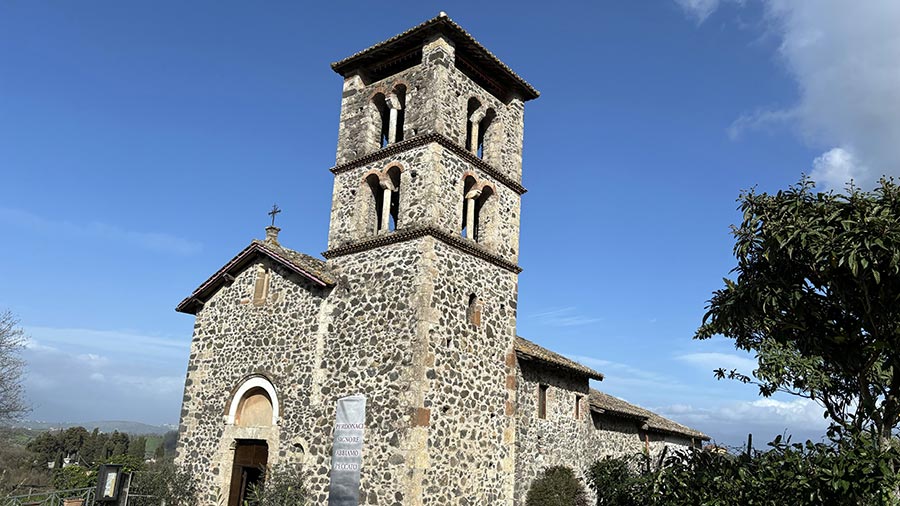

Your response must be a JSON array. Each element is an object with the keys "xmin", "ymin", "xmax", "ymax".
[{"xmin": 174, "ymin": 14, "xmax": 708, "ymax": 506}]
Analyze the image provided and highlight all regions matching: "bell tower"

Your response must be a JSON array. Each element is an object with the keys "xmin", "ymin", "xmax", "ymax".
[{"xmin": 312, "ymin": 13, "xmax": 539, "ymax": 505}]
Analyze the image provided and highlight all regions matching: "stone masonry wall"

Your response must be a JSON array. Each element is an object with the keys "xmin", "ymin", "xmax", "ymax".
[
  {"xmin": 334, "ymin": 35, "xmax": 526, "ymax": 184},
  {"xmin": 175, "ymin": 257, "xmax": 330, "ymax": 504},
  {"xmin": 514, "ymin": 362, "xmax": 694, "ymax": 504},
  {"xmin": 327, "ymin": 144, "xmax": 521, "ymax": 264},
  {"xmin": 417, "ymin": 239, "xmax": 520, "ymax": 504},
  {"xmin": 514, "ymin": 362, "xmax": 594, "ymax": 504}
]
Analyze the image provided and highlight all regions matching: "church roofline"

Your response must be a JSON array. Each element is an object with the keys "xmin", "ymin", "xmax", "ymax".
[
  {"xmin": 176, "ymin": 239, "xmax": 335, "ymax": 315},
  {"xmin": 330, "ymin": 132, "xmax": 527, "ymax": 195},
  {"xmin": 589, "ymin": 389, "xmax": 710, "ymax": 441},
  {"xmin": 323, "ymin": 225, "xmax": 523, "ymax": 274},
  {"xmin": 331, "ymin": 13, "xmax": 540, "ymax": 102},
  {"xmin": 514, "ymin": 336, "xmax": 604, "ymax": 380}
]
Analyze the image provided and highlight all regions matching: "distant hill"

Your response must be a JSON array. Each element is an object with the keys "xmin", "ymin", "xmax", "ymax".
[{"xmin": 10, "ymin": 420, "xmax": 176, "ymax": 435}]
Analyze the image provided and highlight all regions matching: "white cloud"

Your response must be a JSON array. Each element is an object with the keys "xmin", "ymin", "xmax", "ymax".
[
  {"xmin": 765, "ymin": 1, "xmax": 900, "ymax": 190},
  {"xmin": 700, "ymin": 1, "xmax": 900, "ymax": 190},
  {"xmin": 677, "ymin": 351, "xmax": 757, "ymax": 374},
  {"xmin": 530, "ymin": 307, "xmax": 602, "ymax": 327},
  {"xmin": 810, "ymin": 147, "xmax": 867, "ymax": 191},
  {"xmin": 674, "ymin": 0, "xmax": 722, "ymax": 24},
  {"xmin": 0, "ymin": 207, "xmax": 201, "ymax": 255},
  {"xmin": 656, "ymin": 397, "xmax": 830, "ymax": 446},
  {"xmin": 20, "ymin": 326, "xmax": 189, "ymax": 424}
]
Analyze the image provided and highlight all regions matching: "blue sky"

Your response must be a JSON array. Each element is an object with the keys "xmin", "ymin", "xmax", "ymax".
[{"xmin": 3, "ymin": 1, "xmax": 897, "ymax": 446}]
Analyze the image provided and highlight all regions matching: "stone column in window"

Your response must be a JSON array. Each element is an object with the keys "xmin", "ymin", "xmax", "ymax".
[
  {"xmin": 469, "ymin": 108, "xmax": 486, "ymax": 156},
  {"xmin": 464, "ymin": 187, "xmax": 482, "ymax": 240},
  {"xmin": 380, "ymin": 181, "xmax": 394, "ymax": 233},
  {"xmin": 387, "ymin": 93, "xmax": 403, "ymax": 145}
]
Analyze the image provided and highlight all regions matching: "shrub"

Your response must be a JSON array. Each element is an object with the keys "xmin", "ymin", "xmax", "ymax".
[
  {"xmin": 586, "ymin": 432, "xmax": 900, "ymax": 506},
  {"xmin": 526, "ymin": 465, "xmax": 589, "ymax": 506},
  {"xmin": 244, "ymin": 463, "xmax": 306, "ymax": 506},
  {"xmin": 129, "ymin": 460, "xmax": 197, "ymax": 506}
]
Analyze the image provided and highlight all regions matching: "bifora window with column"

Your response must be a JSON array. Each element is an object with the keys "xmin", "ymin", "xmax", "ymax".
[
  {"xmin": 461, "ymin": 175, "xmax": 494, "ymax": 243},
  {"xmin": 371, "ymin": 84, "xmax": 407, "ymax": 148},
  {"xmin": 363, "ymin": 164, "xmax": 402, "ymax": 234},
  {"xmin": 465, "ymin": 97, "xmax": 496, "ymax": 160}
]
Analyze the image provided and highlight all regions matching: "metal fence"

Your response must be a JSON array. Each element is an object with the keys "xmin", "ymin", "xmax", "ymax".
[{"xmin": 2, "ymin": 487, "xmax": 95, "ymax": 506}]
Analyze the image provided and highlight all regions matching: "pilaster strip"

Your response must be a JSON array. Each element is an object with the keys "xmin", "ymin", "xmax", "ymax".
[
  {"xmin": 329, "ymin": 133, "xmax": 527, "ymax": 195},
  {"xmin": 323, "ymin": 226, "xmax": 523, "ymax": 274}
]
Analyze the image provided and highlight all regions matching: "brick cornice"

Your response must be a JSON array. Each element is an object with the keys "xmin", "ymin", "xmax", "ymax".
[
  {"xmin": 329, "ymin": 133, "xmax": 527, "ymax": 195},
  {"xmin": 323, "ymin": 226, "xmax": 522, "ymax": 274}
]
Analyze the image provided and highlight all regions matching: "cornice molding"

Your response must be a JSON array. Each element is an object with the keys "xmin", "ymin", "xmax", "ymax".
[{"xmin": 323, "ymin": 226, "xmax": 522, "ymax": 274}]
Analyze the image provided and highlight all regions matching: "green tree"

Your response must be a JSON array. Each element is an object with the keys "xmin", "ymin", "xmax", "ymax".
[
  {"xmin": 27, "ymin": 431, "xmax": 62, "ymax": 466},
  {"xmin": 108, "ymin": 431, "xmax": 129, "ymax": 457},
  {"xmin": 0, "ymin": 310, "xmax": 28, "ymax": 423},
  {"xmin": 698, "ymin": 177, "xmax": 900, "ymax": 441},
  {"xmin": 128, "ymin": 436, "xmax": 147, "ymax": 460}
]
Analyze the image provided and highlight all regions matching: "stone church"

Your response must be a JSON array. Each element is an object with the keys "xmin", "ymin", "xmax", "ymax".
[{"xmin": 174, "ymin": 13, "xmax": 708, "ymax": 506}]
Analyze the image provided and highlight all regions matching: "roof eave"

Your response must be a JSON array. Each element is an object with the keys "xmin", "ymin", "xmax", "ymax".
[
  {"xmin": 331, "ymin": 15, "xmax": 539, "ymax": 101},
  {"xmin": 175, "ymin": 243, "xmax": 335, "ymax": 315},
  {"xmin": 515, "ymin": 351, "xmax": 605, "ymax": 381}
]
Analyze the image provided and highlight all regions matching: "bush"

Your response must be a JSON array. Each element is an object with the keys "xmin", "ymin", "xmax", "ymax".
[
  {"xmin": 244, "ymin": 463, "xmax": 306, "ymax": 506},
  {"xmin": 130, "ymin": 460, "xmax": 197, "ymax": 506},
  {"xmin": 586, "ymin": 432, "xmax": 900, "ymax": 506},
  {"xmin": 586, "ymin": 456, "xmax": 644, "ymax": 506},
  {"xmin": 526, "ymin": 465, "xmax": 589, "ymax": 506}
]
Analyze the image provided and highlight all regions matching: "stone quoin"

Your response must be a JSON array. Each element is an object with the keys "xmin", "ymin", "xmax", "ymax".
[{"xmin": 174, "ymin": 13, "xmax": 709, "ymax": 506}]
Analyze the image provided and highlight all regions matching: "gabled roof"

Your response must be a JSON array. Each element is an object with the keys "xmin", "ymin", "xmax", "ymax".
[
  {"xmin": 514, "ymin": 336, "xmax": 604, "ymax": 380},
  {"xmin": 331, "ymin": 13, "xmax": 540, "ymax": 101},
  {"xmin": 589, "ymin": 389, "xmax": 710, "ymax": 441},
  {"xmin": 175, "ymin": 239, "xmax": 335, "ymax": 315}
]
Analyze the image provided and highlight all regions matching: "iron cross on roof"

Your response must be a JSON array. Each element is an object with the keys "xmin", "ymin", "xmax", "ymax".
[{"xmin": 268, "ymin": 204, "xmax": 281, "ymax": 226}]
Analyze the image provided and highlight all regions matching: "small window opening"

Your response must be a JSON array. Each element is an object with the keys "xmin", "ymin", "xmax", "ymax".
[
  {"xmin": 538, "ymin": 384, "xmax": 548, "ymax": 419},
  {"xmin": 252, "ymin": 265, "xmax": 269, "ymax": 306},
  {"xmin": 575, "ymin": 394, "xmax": 583, "ymax": 419},
  {"xmin": 366, "ymin": 174, "xmax": 384, "ymax": 233},
  {"xmin": 461, "ymin": 176, "xmax": 476, "ymax": 238},
  {"xmin": 390, "ymin": 85, "xmax": 407, "ymax": 143},
  {"xmin": 466, "ymin": 294, "xmax": 482, "ymax": 326},
  {"xmin": 476, "ymin": 108, "xmax": 496, "ymax": 160},
  {"xmin": 372, "ymin": 93, "xmax": 390, "ymax": 148},
  {"xmin": 465, "ymin": 98, "xmax": 482, "ymax": 153},
  {"xmin": 386, "ymin": 166, "xmax": 401, "ymax": 231}
]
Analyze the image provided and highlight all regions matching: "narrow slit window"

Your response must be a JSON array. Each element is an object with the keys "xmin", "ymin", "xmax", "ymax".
[
  {"xmin": 538, "ymin": 384, "xmax": 548, "ymax": 419},
  {"xmin": 575, "ymin": 394, "xmax": 583, "ymax": 419},
  {"xmin": 466, "ymin": 294, "xmax": 482, "ymax": 326}
]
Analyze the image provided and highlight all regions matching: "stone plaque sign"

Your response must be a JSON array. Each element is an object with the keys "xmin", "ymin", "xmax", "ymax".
[{"xmin": 327, "ymin": 394, "xmax": 366, "ymax": 506}]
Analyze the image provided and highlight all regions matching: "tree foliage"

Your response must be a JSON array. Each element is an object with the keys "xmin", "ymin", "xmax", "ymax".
[
  {"xmin": 0, "ymin": 310, "xmax": 28, "ymax": 423},
  {"xmin": 698, "ymin": 177, "xmax": 900, "ymax": 439},
  {"xmin": 588, "ymin": 433, "xmax": 900, "ymax": 505}
]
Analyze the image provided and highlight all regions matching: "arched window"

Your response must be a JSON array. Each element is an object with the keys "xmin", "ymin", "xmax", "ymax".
[
  {"xmin": 465, "ymin": 98, "xmax": 482, "ymax": 153},
  {"xmin": 476, "ymin": 108, "xmax": 496, "ymax": 159},
  {"xmin": 385, "ymin": 165, "xmax": 401, "ymax": 231},
  {"xmin": 365, "ymin": 173, "xmax": 385, "ymax": 233},
  {"xmin": 227, "ymin": 376, "xmax": 279, "ymax": 427},
  {"xmin": 390, "ymin": 85, "xmax": 406, "ymax": 143},
  {"xmin": 364, "ymin": 166, "xmax": 401, "ymax": 234},
  {"xmin": 461, "ymin": 176, "xmax": 493, "ymax": 243},
  {"xmin": 461, "ymin": 176, "xmax": 478, "ymax": 239},
  {"xmin": 372, "ymin": 86, "xmax": 406, "ymax": 149},
  {"xmin": 372, "ymin": 93, "xmax": 390, "ymax": 148}
]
